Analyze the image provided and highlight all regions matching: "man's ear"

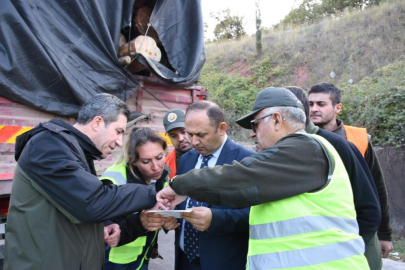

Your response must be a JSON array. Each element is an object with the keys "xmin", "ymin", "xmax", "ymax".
[
  {"xmin": 91, "ymin": 116, "xmax": 104, "ymax": 132},
  {"xmin": 273, "ymin": 113, "xmax": 284, "ymax": 131},
  {"xmin": 335, "ymin": 103, "xmax": 342, "ymax": 115},
  {"xmin": 219, "ymin": 122, "xmax": 227, "ymax": 135}
]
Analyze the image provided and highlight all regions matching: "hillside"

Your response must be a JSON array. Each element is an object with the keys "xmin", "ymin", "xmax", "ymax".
[{"xmin": 200, "ymin": 0, "xmax": 405, "ymax": 145}]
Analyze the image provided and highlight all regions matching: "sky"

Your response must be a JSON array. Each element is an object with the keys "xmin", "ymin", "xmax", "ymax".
[{"xmin": 201, "ymin": 0, "xmax": 298, "ymax": 40}]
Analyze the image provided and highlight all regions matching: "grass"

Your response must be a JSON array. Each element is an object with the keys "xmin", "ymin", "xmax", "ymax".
[
  {"xmin": 201, "ymin": 0, "xmax": 405, "ymax": 145},
  {"xmin": 390, "ymin": 236, "xmax": 405, "ymax": 262},
  {"xmin": 204, "ymin": 0, "xmax": 405, "ymax": 89}
]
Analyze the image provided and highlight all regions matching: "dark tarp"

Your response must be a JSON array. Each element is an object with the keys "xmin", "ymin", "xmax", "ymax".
[{"xmin": 0, "ymin": 0, "xmax": 205, "ymax": 116}]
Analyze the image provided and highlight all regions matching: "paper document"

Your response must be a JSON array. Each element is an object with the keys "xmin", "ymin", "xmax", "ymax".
[{"xmin": 147, "ymin": 209, "xmax": 193, "ymax": 218}]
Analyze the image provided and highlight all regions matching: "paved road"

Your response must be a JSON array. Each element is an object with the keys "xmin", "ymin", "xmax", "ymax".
[
  {"xmin": 149, "ymin": 230, "xmax": 405, "ymax": 270},
  {"xmin": 382, "ymin": 258, "xmax": 405, "ymax": 270},
  {"xmin": 149, "ymin": 230, "xmax": 175, "ymax": 270}
]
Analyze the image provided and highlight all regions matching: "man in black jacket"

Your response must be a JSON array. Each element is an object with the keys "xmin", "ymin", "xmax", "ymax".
[
  {"xmin": 285, "ymin": 87, "xmax": 382, "ymax": 267},
  {"xmin": 308, "ymin": 83, "xmax": 393, "ymax": 264},
  {"xmin": 5, "ymin": 94, "xmax": 162, "ymax": 270}
]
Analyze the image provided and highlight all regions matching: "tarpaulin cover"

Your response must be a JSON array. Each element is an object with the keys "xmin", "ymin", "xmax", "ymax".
[{"xmin": 0, "ymin": 0, "xmax": 205, "ymax": 116}]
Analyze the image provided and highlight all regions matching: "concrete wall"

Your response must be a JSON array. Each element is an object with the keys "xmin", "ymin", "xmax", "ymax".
[{"xmin": 375, "ymin": 146, "xmax": 405, "ymax": 237}]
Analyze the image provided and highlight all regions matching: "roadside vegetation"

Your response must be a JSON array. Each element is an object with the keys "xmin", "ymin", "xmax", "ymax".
[
  {"xmin": 391, "ymin": 236, "xmax": 405, "ymax": 261},
  {"xmin": 200, "ymin": 0, "xmax": 405, "ymax": 145}
]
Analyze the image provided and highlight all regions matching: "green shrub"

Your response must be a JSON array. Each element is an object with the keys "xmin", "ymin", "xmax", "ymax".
[{"xmin": 340, "ymin": 58, "xmax": 405, "ymax": 146}]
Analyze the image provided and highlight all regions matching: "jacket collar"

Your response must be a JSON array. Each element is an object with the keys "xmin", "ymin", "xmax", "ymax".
[
  {"xmin": 50, "ymin": 119, "xmax": 102, "ymax": 160},
  {"xmin": 305, "ymin": 121, "xmax": 319, "ymax": 134}
]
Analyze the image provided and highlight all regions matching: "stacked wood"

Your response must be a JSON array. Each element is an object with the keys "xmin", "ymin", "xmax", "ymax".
[
  {"xmin": 118, "ymin": 35, "xmax": 161, "ymax": 73},
  {"xmin": 117, "ymin": 0, "xmax": 175, "ymax": 76}
]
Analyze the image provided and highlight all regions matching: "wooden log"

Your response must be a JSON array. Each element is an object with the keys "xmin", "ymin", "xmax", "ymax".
[
  {"xmin": 127, "ymin": 59, "xmax": 147, "ymax": 74},
  {"xmin": 118, "ymin": 56, "xmax": 131, "ymax": 66},
  {"xmin": 134, "ymin": 35, "xmax": 161, "ymax": 61},
  {"xmin": 133, "ymin": 0, "xmax": 155, "ymax": 10},
  {"xmin": 118, "ymin": 36, "xmax": 161, "ymax": 62},
  {"xmin": 119, "ymin": 34, "xmax": 127, "ymax": 47},
  {"xmin": 118, "ymin": 36, "xmax": 162, "ymax": 74},
  {"xmin": 134, "ymin": 6, "xmax": 160, "ymax": 45}
]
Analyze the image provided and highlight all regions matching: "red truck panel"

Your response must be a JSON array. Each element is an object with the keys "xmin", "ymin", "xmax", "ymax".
[{"xmin": 0, "ymin": 80, "xmax": 207, "ymax": 195}]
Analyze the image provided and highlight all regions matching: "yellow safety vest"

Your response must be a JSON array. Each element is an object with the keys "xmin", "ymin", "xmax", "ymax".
[
  {"xmin": 247, "ymin": 134, "xmax": 369, "ymax": 270},
  {"xmin": 100, "ymin": 163, "xmax": 158, "ymax": 266}
]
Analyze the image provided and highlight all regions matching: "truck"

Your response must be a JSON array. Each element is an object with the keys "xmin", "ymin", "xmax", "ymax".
[{"xmin": 0, "ymin": 0, "xmax": 207, "ymax": 263}]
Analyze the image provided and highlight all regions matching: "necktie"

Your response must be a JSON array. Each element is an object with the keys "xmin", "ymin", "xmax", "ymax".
[{"xmin": 183, "ymin": 155, "xmax": 213, "ymax": 261}]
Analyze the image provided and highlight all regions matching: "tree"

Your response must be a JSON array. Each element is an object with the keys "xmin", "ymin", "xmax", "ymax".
[
  {"xmin": 278, "ymin": 0, "xmax": 382, "ymax": 27},
  {"xmin": 256, "ymin": 0, "xmax": 262, "ymax": 56},
  {"xmin": 322, "ymin": 0, "xmax": 382, "ymax": 15},
  {"xmin": 278, "ymin": 0, "xmax": 324, "ymax": 27},
  {"xmin": 211, "ymin": 9, "xmax": 246, "ymax": 41}
]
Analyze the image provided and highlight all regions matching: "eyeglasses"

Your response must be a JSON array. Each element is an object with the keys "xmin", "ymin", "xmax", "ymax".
[{"xmin": 250, "ymin": 113, "xmax": 273, "ymax": 133}]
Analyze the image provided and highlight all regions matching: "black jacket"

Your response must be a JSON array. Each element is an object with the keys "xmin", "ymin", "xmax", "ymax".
[
  {"xmin": 5, "ymin": 119, "xmax": 156, "ymax": 270},
  {"xmin": 309, "ymin": 123, "xmax": 382, "ymax": 242}
]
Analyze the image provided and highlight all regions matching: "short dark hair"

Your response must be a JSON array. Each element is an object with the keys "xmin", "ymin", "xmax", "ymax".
[
  {"xmin": 308, "ymin": 83, "xmax": 341, "ymax": 106},
  {"xmin": 186, "ymin": 101, "xmax": 224, "ymax": 128},
  {"xmin": 76, "ymin": 94, "xmax": 131, "ymax": 127}
]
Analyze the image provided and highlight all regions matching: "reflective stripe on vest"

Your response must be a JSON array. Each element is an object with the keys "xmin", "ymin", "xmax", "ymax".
[
  {"xmin": 247, "ymin": 133, "xmax": 368, "ymax": 270},
  {"xmin": 344, "ymin": 125, "xmax": 368, "ymax": 157},
  {"xmin": 249, "ymin": 237, "xmax": 365, "ymax": 270},
  {"xmin": 100, "ymin": 162, "xmax": 157, "ymax": 266},
  {"xmin": 250, "ymin": 215, "xmax": 359, "ymax": 240},
  {"xmin": 101, "ymin": 171, "xmax": 127, "ymax": 185}
]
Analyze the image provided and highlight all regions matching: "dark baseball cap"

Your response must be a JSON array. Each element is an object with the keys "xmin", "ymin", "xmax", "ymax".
[
  {"xmin": 236, "ymin": 87, "xmax": 304, "ymax": 129},
  {"xmin": 163, "ymin": 109, "xmax": 186, "ymax": 133}
]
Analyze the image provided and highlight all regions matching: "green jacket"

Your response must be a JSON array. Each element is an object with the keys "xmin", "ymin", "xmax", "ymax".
[{"xmin": 172, "ymin": 131, "xmax": 329, "ymax": 207}]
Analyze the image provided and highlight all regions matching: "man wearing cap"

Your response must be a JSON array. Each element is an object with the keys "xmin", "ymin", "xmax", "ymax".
[
  {"xmin": 163, "ymin": 109, "xmax": 193, "ymax": 178},
  {"xmin": 157, "ymin": 87, "xmax": 369, "ymax": 269}
]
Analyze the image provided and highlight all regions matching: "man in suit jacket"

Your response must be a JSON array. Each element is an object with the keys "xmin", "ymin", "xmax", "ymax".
[{"xmin": 174, "ymin": 101, "xmax": 255, "ymax": 270}]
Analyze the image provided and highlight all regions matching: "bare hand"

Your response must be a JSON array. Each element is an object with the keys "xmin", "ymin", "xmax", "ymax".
[
  {"xmin": 150, "ymin": 201, "xmax": 169, "ymax": 211},
  {"xmin": 181, "ymin": 207, "xmax": 212, "ymax": 232},
  {"xmin": 140, "ymin": 211, "xmax": 164, "ymax": 231},
  {"xmin": 380, "ymin": 240, "xmax": 394, "ymax": 258},
  {"xmin": 163, "ymin": 216, "xmax": 180, "ymax": 230},
  {"xmin": 156, "ymin": 186, "xmax": 187, "ymax": 209},
  {"xmin": 104, "ymin": 224, "xmax": 121, "ymax": 247}
]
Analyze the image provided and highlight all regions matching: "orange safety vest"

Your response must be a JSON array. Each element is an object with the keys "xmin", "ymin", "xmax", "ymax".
[
  {"xmin": 344, "ymin": 125, "xmax": 368, "ymax": 157},
  {"xmin": 165, "ymin": 149, "xmax": 177, "ymax": 178}
]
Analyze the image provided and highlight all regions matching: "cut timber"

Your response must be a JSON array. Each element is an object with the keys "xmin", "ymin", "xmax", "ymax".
[
  {"xmin": 134, "ymin": 35, "xmax": 161, "ymax": 62},
  {"xmin": 134, "ymin": 6, "xmax": 160, "ymax": 44},
  {"xmin": 118, "ymin": 56, "xmax": 131, "ymax": 66},
  {"xmin": 118, "ymin": 36, "xmax": 161, "ymax": 62},
  {"xmin": 119, "ymin": 34, "xmax": 127, "ymax": 47},
  {"xmin": 117, "ymin": 36, "xmax": 161, "ymax": 74}
]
